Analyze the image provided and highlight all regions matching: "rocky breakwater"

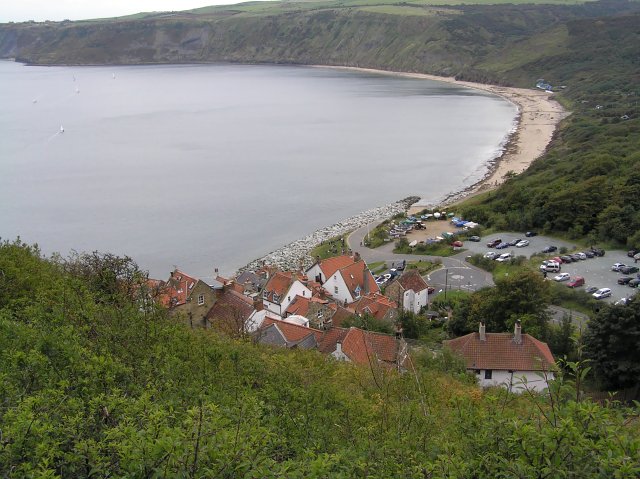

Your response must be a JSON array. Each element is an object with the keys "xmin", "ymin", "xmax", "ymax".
[{"xmin": 239, "ymin": 196, "xmax": 419, "ymax": 274}]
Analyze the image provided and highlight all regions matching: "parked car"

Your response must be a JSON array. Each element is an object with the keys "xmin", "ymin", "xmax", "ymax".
[
  {"xmin": 590, "ymin": 247, "xmax": 605, "ymax": 257},
  {"xmin": 495, "ymin": 253, "xmax": 512, "ymax": 262},
  {"xmin": 487, "ymin": 239, "xmax": 502, "ymax": 248},
  {"xmin": 583, "ymin": 250, "xmax": 595, "ymax": 258},
  {"xmin": 508, "ymin": 238, "xmax": 522, "ymax": 246},
  {"xmin": 560, "ymin": 255, "xmax": 574, "ymax": 263},
  {"xmin": 620, "ymin": 265, "xmax": 639, "ymax": 275},
  {"xmin": 554, "ymin": 272, "xmax": 570, "ymax": 282},
  {"xmin": 575, "ymin": 252, "xmax": 587, "ymax": 260},
  {"xmin": 495, "ymin": 242, "xmax": 509, "ymax": 249},
  {"xmin": 593, "ymin": 288, "xmax": 612, "ymax": 299},
  {"xmin": 627, "ymin": 249, "xmax": 639, "ymax": 258},
  {"xmin": 585, "ymin": 286, "xmax": 599, "ymax": 294},
  {"xmin": 541, "ymin": 261, "xmax": 561, "ymax": 273},
  {"xmin": 469, "ymin": 236, "xmax": 481, "ymax": 242},
  {"xmin": 542, "ymin": 245, "xmax": 558, "ymax": 253},
  {"xmin": 629, "ymin": 278, "xmax": 640, "ymax": 288},
  {"xmin": 516, "ymin": 240, "xmax": 529, "ymax": 248},
  {"xmin": 484, "ymin": 251, "xmax": 499, "ymax": 260},
  {"xmin": 618, "ymin": 277, "xmax": 633, "ymax": 285},
  {"xmin": 570, "ymin": 253, "xmax": 582, "ymax": 261},
  {"xmin": 615, "ymin": 297, "xmax": 633, "ymax": 306},
  {"xmin": 612, "ymin": 263, "xmax": 627, "ymax": 272},
  {"xmin": 567, "ymin": 277, "xmax": 585, "ymax": 288},
  {"xmin": 525, "ymin": 231, "xmax": 537, "ymax": 237},
  {"xmin": 451, "ymin": 240, "xmax": 464, "ymax": 248}
]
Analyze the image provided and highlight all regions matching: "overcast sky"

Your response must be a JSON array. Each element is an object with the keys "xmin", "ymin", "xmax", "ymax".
[{"xmin": 0, "ymin": 1, "xmax": 259, "ymax": 23}]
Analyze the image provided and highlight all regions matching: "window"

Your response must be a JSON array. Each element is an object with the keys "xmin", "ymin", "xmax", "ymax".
[
  {"xmin": 334, "ymin": 286, "xmax": 338, "ymax": 294},
  {"xmin": 197, "ymin": 294, "xmax": 205, "ymax": 306},
  {"xmin": 317, "ymin": 310, "xmax": 324, "ymax": 319},
  {"xmin": 484, "ymin": 370, "xmax": 492, "ymax": 380},
  {"xmin": 262, "ymin": 290, "xmax": 268, "ymax": 299},
  {"xmin": 273, "ymin": 294, "xmax": 280, "ymax": 303}
]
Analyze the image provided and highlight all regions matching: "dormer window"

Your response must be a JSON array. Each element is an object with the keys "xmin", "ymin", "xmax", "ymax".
[
  {"xmin": 354, "ymin": 285, "xmax": 361, "ymax": 299},
  {"xmin": 262, "ymin": 290, "xmax": 268, "ymax": 299},
  {"xmin": 273, "ymin": 293, "xmax": 280, "ymax": 303}
]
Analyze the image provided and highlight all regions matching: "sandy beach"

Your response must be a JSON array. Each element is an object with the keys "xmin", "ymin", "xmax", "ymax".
[{"xmin": 319, "ymin": 66, "xmax": 569, "ymax": 214}]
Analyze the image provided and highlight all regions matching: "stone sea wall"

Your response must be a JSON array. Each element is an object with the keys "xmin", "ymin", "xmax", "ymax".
[{"xmin": 238, "ymin": 196, "xmax": 419, "ymax": 274}]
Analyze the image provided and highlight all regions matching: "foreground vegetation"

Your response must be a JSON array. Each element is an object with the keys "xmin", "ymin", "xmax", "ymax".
[{"xmin": 1, "ymin": 240, "xmax": 639, "ymax": 477}]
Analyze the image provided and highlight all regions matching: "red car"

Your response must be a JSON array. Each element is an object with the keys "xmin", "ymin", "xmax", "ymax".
[
  {"xmin": 566, "ymin": 277, "xmax": 585, "ymax": 288},
  {"xmin": 451, "ymin": 240, "xmax": 463, "ymax": 247}
]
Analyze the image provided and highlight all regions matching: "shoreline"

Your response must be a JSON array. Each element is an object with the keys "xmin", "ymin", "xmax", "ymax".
[
  {"xmin": 317, "ymin": 65, "xmax": 569, "ymax": 211},
  {"xmin": 238, "ymin": 65, "xmax": 569, "ymax": 274}
]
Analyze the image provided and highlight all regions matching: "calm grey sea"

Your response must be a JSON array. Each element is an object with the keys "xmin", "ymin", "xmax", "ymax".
[{"xmin": 0, "ymin": 62, "xmax": 516, "ymax": 280}]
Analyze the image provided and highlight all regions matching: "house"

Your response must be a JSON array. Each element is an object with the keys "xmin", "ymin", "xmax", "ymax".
[
  {"xmin": 235, "ymin": 270, "xmax": 267, "ymax": 295},
  {"xmin": 254, "ymin": 319, "xmax": 407, "ymax": 370},
  {"xmin": 164, "ymin": 269, "xmax": 223, "ymax": 328},
  {"xmin": 261, "ymin": 271, "xmax": 312, "ymax": 318},
  {"xmin": 318, "ymin": 327, "xmax": 408, "ymax": 370},
  {"xmin": 352, "ymin": 293, "xmax": 398, "ymax": 324},
  {"xmin": 385, "ymin": 270, "xmax": 430, "ymax": 314},
  {"xmin": 444, "ymin": 321, "xmax": 556, "ymax": 393},
  {"xmin": 206, "ymin": 288, "xmax": 257, "ymax": 337},
  {"xmin": 284, "ymin": 294, "xmax": 337, "ymax": 329},
  {"xmin": 306, "ymin": 254, "xmax": 379, "ymax": 304}
]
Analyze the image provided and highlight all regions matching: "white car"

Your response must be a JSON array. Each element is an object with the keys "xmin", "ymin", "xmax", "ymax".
[
  {"xmin": 516, "ymin": 240, "xmax": 529, "ymax": 248},
  {"xmin": 612, "ymin": 263, "xmax": 626, "ymax": 272},
  {"xmin": 554, "ymin": 273, "xmax": 570, "ymax": 282},
  {"xmin": 593, "ymin": 288, "xmax": 612, "ymax": 300},
  {"xmin": 484, "ymin": 251, "xmax": 499, "ymax": 259},
  {"xmin": 576, "ymin": 252, "xmax": 587, "ymax": 260},
  {"xmin": 495, "ymin": 253, "xmax": 512, "ymax": 262}
]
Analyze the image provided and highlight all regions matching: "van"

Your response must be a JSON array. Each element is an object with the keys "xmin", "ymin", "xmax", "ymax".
[{"xmin": 542, "ymin": 261, "xmax": 561, "ymax": 273}]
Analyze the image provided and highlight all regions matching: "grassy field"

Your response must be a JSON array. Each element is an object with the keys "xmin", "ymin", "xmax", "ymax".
[{"xmin": 309, "ymin": 234, "xmax": 350, "ymax": 260}]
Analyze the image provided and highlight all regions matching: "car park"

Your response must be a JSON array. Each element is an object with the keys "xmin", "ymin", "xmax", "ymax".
[
  {"xmin": 567, "ymin": 277, "xmax": 585, "ymax": 288},
  {"xmin": 525, "ymin": 231, "xmax": 537, "ymax": 237},
  {"xmin": 487, "ymin": 239, "xmax": 502, "ymax": 248},
  {"xmin": 469, "ymin": 236, "xmax": 481, "ymax": 242},
  {"xmin": 612, "ymin": 263, "xmax": 627, "ymax": 272},
  {"xmin": 618, "ymin": 276, "xmax": 633, "ymax": 285},
  {"xmin": 620, "ymin": 265, "xmax": 639, "ymax": 275},
  {"xmin": 495, "ymin": 253, "xmax": 512, "ymax": 262},
  {"xmin": 516, "ymin": 240, "xmax": 529, "ymax": 248},
  {"xmin": 495, "ymin": 242, "xmax": 509, "ymax": 249},
  {"xmin": 554, "ymin": 272, "xmax": 570, "ymax": 282},
  {"xmin": 593, "ymin": 288, "xmax": 612, "ymax": 299},
  {"xmin": 542, "ymin": 246, "xmax": 558, "ymax": 253}
]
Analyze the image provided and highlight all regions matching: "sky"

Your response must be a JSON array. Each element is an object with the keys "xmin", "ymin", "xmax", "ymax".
[{"xmin": 0, "ymin": 1, "xmax": 260, "ymax": 23}]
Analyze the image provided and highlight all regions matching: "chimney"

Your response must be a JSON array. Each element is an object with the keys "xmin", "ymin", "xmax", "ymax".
[
  {"xmin": 336, "ymin": 341, "xmax": 343, "ymax": 356},
  {"xmin": 479, "ymin": 321, "xmax": 486, "ymax": 342},
  {"xmin": 514, "ymin": 320, "xmax": 522, "ymax": 344},
  {"xmin": 353, "ymin": 251, "xmax": 361, "ymax": 262}
]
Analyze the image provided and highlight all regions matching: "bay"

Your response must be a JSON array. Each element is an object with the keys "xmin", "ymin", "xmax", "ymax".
[{"xmin": 0, "ymin": 62, "xmax": 516, "ymax": 280}]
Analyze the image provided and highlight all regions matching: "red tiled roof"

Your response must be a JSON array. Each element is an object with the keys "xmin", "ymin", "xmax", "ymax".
[
  {"xmin": 261, "ymin": 318, "xmax": 323, "ymax": 343},
  {"xmin": 166, "ymin": 269, "xmax": 198, "ymax": 307},
  {"xmin": 206, "ymin": 289, "xmax": 255, "ymax": 335},
  {"xmin": 263, "ymin": 271, "xmax": 295, "ymax": 303},
  {"xmin": 330, "ymin": 305, "xmax": 355, "ymax": 328},
  {"xmin": 285, "ymin": 295, "xmax": 311, "ymax": 317},
  {"xmin": 338, "ymin": 261, "xmax": 380, "ymax": 299},
  {"xmin": 396, "ymin": 270, "xmax": 429, "ymax": 293},
  {"xmin": 316, "ymin": 255, "xmax": 357, "ymax": 280},
  {"xmin": 318, "ymin": 327, "xmax": 404, "ymax": 366},
  {"xmin": 353, "ymin": 293, "xmax": 397, "ymax": 321},
  {"xmin": 444, "ymin": 332, "xmax": 555, "ymax": 372}
]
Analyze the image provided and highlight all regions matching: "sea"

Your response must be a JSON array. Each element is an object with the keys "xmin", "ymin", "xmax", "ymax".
[{"xmin": 0, "ymin": 61, "xmax": 517, "ymax": 280}]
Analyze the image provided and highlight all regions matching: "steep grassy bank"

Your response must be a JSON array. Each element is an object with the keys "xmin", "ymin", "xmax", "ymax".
[{"xmin": 1, "ymin": 240, "xmax": 639, "ymax": 477}]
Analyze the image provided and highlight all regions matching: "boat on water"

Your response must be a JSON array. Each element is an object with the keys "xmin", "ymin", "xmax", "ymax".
[{"xmin": 60, "ymin": 125, "xmax": 64, "ymax": 133}]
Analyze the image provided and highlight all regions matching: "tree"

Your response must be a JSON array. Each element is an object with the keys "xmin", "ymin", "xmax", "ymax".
[{"xmin": 583, "ymin": 300, "xmax": 640, "ymax": 390}]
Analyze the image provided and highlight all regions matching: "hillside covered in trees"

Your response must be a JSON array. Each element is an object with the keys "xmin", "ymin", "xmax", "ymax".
[{"xmin": 1, "ymin": 240, "xmax": 639, "ymax": 476}]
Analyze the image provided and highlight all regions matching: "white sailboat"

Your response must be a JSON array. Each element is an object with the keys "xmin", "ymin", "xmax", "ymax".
[{"xmin": 60, "ymin": 125, "xmax": 64, "ymax": 133}]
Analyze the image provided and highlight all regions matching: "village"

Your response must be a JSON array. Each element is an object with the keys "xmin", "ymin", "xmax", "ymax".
[{"xmin": 147, "ymin": 234, "xmax": 556, "ymax": 394}]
